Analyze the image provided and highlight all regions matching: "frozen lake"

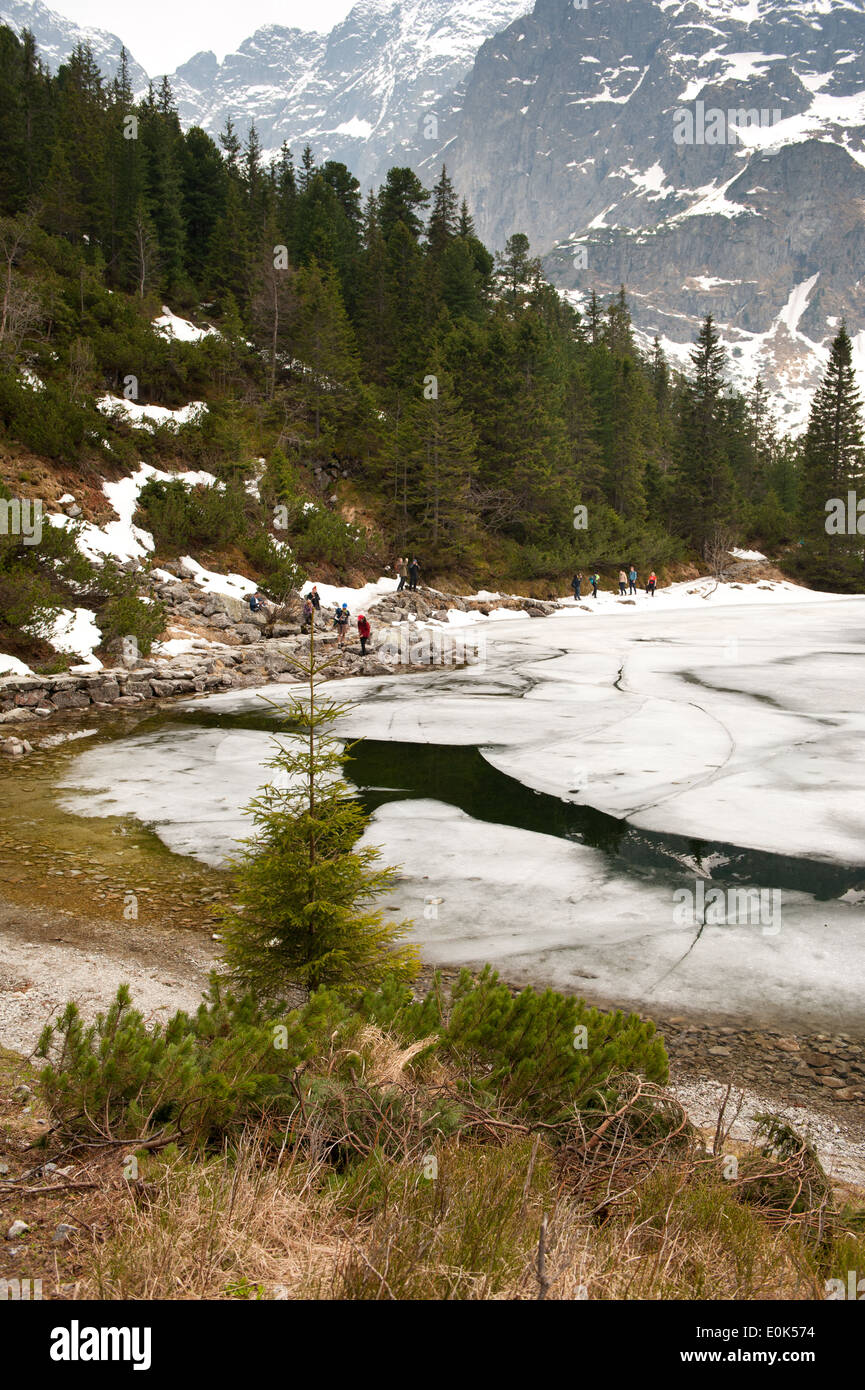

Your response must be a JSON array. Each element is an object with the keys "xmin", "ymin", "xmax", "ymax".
[{"xmin": 60, "ymin": 590, "xmax": 865, "ymax": 1032}]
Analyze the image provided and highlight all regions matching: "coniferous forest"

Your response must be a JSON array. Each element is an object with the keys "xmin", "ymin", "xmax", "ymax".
[{"xmin": 0, "ymin": 24, "xmax": 863, "ymax": 594}]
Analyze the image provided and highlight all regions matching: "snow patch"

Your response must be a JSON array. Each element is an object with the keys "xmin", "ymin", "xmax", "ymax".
[
  {"xmin": 152, "ymin": 306, "xmax": 218, "ymax": 343},
  {"xmin": 96, "ymin": 395, "xmax": 208, "ymax": 431}
]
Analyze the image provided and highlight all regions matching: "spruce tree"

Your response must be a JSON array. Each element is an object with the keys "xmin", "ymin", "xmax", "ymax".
[
  {"xmin": 800, "ymin": 324, "xmax": 865, "ymax": 588},
  {"xmin": 219, "ymin": 117, "xmax": 242, "ymax": 173},
  {"xmin": 605, "ymin": 357, "xmax": 649, "ymax": 521},
  {"xmin": 356, "ymin": 191, "xmax": 392, "ymax": 384},
  {"xmin": 292, "ymin": 257, "xmax": 363, "ymax": 444},
  {"xmin": 457, "ymin": 198, "xmax": 475, "ymax": 239},
  {"xmin": 586, "ymin": 290, "xmax": 603, "ymax": 345},
  {"xmin": 673, "ymin": 314, "xmax": 735, "ymax": 551},
  {"xmin": 379, "ymin": 166, "xmax": 430, "ymax": 241},
  {"xmin": 427, "ymin": 165, "xmax": 459, "ymax": 256},
  {"xmin": 299, "ymin": 144, "xmax": 315, "ymax": 192},
  {"xmin": 494, "ymin": 232, "xmax": 541, "ymax": 306},
  {"xmin": 650, "ymin": 336, "xmax": 670, "ymax": 413},
  {"xmin": 180, "ymin": 127, "xmax": 226, "ymax": 280},
  {"xmin": 396, "ymin": 348, "xmax": 476, "ymax": 553},
  {"xmin": 221, "ymin": 613, "xmax": 419, "ymax": 998},
  {"xmin": 745, "ymin": 375, "xmax": 777, "ymax": 501}
]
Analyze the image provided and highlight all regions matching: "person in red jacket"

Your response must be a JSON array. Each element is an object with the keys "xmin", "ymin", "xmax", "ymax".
[{"xmin": 357, "ymin": 612, "xmax": 371, "ymax": 655}]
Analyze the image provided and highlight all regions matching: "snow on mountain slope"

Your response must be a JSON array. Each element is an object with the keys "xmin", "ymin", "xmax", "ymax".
[
  {"xmin": 164, "ymin": 0, "xmax": 534, "ymax": 181},
  {"xmin": 0, "ymin": 0, "xmax": 147, "ymax": 85}
]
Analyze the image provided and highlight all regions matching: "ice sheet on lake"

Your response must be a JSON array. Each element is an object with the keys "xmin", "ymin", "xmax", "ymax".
[
  {"xmin": 198, "ymin": 594, "xmax": 865, "ymax": 864},
  {"xmin": 59, "ymin": 726, "xmax": 281, "ymax": 867},
  {"xmin": 370, "ymin": 800, "xmax": 865, "ymax": 1032},
  {"xmin": 58, "ymin": 591, "xmax": 865, "ymax": 1027}
]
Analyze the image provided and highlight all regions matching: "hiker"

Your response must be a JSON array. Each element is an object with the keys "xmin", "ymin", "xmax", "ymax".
[
  {"xmin": 395, "ymin": 556, "xmax": 408, "ymax": 592},
  {"xmin": 618, "ymin": 569, "xmax": 628, "ymax": 596},
  {"xmin": 357, "ymin": 612, "xmax": 371, "ymax": 656},
  {"xmin": 309, "ymin": 585, "xmax": 321, "ymax": 611},
  {"xmin": 647, "ymin": 571, "xmax": 657, "ymax": 597},
  {"xmin": 249, "ymin": 590, "xmax": 273, "ymax": 620},
  {"xmin": 571, "ymin": 573, "xmax": 583, "ymax": 601},
  {"xmin": 628, "ymin": 566, "xmax": 638, "ymax": 596},
  {"xmin": 301, "ymin": 597, "xmax": 314, "ymax": 633},
  {"xmin": 408, "ymin": 557, "xmax": 420, "ymax": 591},
  {"xmin": 590, "ymin": 573, "xmax": 600, "ymax": 599},
  {"xmin": 334, "ymin": 602, "xmax": 350, "ymax": 645}
]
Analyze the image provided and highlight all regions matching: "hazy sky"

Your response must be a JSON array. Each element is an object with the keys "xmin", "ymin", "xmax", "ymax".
[{"xmin": 46, "ymin": 0, "xmax": 356, "ymax": 73}]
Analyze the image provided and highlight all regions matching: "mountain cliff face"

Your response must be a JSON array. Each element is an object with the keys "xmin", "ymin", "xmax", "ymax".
[{"xmin": 430, "ymin": 0, "xmax": 865, "ymax": 425}]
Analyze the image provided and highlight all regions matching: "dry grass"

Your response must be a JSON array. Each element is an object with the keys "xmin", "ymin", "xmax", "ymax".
[
  {"xmin": 4, "ymin": 1031, "xmax": 864, "ymax": 1301},
  {"xmin": 67, "ymin": 1114, "xmax": 864, "ymax": 1301},
  {"xmin": 79, "ymin": 1142, "xmax": 349, "ymax": 1300}
]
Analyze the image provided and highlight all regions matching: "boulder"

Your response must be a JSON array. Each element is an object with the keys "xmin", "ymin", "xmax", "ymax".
[
  {"xmin": 1, "ymin": 737, "xmax": 32, "ymax": 756},
  {"xmin": 0, "ymin": 707, "xmax": 37, "ymax": 722}
]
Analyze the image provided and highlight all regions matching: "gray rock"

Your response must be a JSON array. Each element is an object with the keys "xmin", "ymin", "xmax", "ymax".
[
  {"xmin": 50, "ymin": 689, "xmax": 91, "ymax": 710},
  {"xmin": 89, "ymin": 680, "xmax": 120, "ymax": 703},
  {"xmin": 6, "ymin": 1221, "xmax": 29, "ymax": 1239}
]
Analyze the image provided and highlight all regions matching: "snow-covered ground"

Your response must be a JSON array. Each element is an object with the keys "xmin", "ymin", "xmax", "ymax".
[
  {"xmin": 301, "ymin": 576, "xmax": 401, "ymax": 611},
  {"xmin": 96, "ymin": 395, "xmax": 208, "ymax": 431},
  {"xmin": 57, "ymin": 582, "xmax": 865, "ymax": 1031},
  {"xmin": 0, "ymin": 653, "xmax": 33, "ymax": 676},
  {"xmin": 179, "ymin": 556, "xmax": 257, "ymax": 602},
  {"xmin": 47, "ymin": 462, "xmax": 218, "ymax": 567},
  {"xmin": 45, "ymin": 608, "xmax": 103, "ymax": 670}
]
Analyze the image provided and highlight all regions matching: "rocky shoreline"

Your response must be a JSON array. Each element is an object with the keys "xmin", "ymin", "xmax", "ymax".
[{"xmin": 0, "ymin": 577, "xmax": 560, "ymax": 753}]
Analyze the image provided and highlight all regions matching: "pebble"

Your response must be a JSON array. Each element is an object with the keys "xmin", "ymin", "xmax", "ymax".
[{"xmin": 6, "ymin": 1220, "xmax": 29, "ymax": 1239}]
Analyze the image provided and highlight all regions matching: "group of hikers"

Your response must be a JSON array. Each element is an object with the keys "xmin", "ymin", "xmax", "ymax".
[
  {"xmin": 284, "ymin": 554, "xmax": 425, "ymax": 658},
  {"xmin": 394, "ymin": 556, "xmax": 421, "ymax": 592},
  {"xmin": 298, "ymin": 584, "xmax": 372, "ymax": 654},
  {"xmin": 251, "ymin": 555, "xmax": 661, "ymax": 658},
  {"xmin": 571, "ymin": 567, "xmax": 658, "ymax": 601}
]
